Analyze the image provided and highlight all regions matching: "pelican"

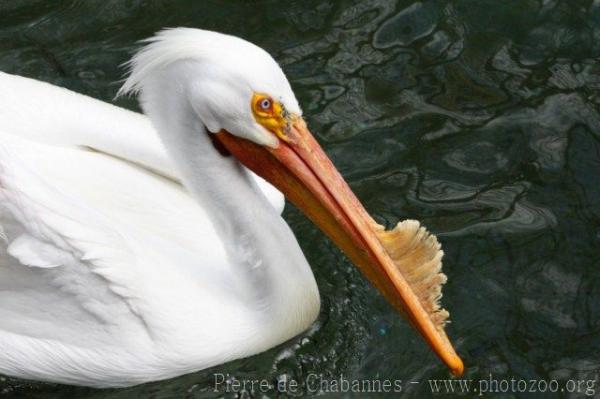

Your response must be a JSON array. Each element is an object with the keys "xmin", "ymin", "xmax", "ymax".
[{"xmin": 0, "ymin": 28, "xmax": 463, "ymax": 388}]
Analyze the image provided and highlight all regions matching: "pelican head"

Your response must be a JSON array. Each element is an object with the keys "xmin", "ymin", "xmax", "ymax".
[
  {"xmin": 120, "ymin": 28, "xmax": 463, "ymax": 375},
  {"xmin": 119, "ymin": 28, "xmax": 300, "ymax": 148}
]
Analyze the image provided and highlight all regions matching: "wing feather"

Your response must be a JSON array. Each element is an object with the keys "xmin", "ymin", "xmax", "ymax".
[{"xmin": 0, "ymin": 142, "xmax": 147, "ymax": 334}]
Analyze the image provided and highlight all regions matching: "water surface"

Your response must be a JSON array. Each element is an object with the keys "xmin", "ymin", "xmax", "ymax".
[{"xmin": 1, "ymin": 0, "xmax": 600, "ymax": 397}]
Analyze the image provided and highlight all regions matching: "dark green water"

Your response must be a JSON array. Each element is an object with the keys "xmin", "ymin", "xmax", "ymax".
[{"xmin": 2, "ymin": 0, "xmax": 600, "ymax": 398}]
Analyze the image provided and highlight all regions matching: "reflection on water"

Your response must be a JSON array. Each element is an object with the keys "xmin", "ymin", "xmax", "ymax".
[{"xmin": 2, "ymin": 0, "xmax": 600, "ymax": 397}]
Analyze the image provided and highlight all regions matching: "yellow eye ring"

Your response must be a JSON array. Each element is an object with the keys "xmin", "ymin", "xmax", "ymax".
[{"xmin": 251, "ymin": 92, "xmax": 290, "ymax": 142}]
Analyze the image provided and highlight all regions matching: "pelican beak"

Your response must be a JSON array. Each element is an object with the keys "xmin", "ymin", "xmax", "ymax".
[{"xmin": 214, "ymin": 117, "xmax": 464, "ymax": 376}]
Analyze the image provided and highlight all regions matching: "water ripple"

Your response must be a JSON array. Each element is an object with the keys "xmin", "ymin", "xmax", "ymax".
[{"xmin": 3, "ymin": 0, "xmax": 600, "ymax": 398}]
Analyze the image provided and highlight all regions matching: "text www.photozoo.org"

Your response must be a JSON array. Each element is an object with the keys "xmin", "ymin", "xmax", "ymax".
[{"xmin": 213, "ymin": 373, "xmax": 598, "ymax": 396}]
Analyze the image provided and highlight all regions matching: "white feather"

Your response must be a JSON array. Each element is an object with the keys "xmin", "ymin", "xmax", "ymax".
[{"xmin": 0, "ymin": 28, "xmax": 320, "ymax": 388}]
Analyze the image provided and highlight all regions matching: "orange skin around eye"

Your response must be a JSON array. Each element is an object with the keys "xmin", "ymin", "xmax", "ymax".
[{"xmin": 251, "ymin": 93, "xmax": 290, "ymax": 141}]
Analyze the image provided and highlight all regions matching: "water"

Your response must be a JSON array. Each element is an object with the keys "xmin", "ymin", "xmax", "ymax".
[{"xmin": 1, "ymin": 0, "xmax": 600, "ymax": 397}]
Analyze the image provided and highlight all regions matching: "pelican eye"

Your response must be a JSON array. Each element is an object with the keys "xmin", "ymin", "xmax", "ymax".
[
  {"xmin": 253, "ymin": 95, "xmax": 274, "ymax": 115},
  {"xmin": 251, "ymin": 92, "xmax": 290, "ymax": 142},
  {"xmin": 259, "ymin": 98, "xmax": 271, "ymax": 110}
]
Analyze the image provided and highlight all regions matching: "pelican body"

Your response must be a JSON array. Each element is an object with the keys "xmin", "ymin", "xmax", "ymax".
[{"xmin": 0, "ymin": 29, "xmax": 462, "ymax": 387}]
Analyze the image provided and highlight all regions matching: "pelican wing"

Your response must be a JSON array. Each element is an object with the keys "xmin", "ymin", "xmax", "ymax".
[
  {"xmin": 0, "ymin": 142, "xmax": 146, "ymax": 343},
  {"xmin": 0, "ymin": 72, "xmax": 284, "ymax": 214},
  {"xmin": 0, "ymin": 132, "xmax": 240, "ymax": 385}
]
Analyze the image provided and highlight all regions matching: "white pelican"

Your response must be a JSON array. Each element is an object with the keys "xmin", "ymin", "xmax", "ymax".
[{"xmin": 0, "ymin": 28, "xmax": 463, "ymax": 388}]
